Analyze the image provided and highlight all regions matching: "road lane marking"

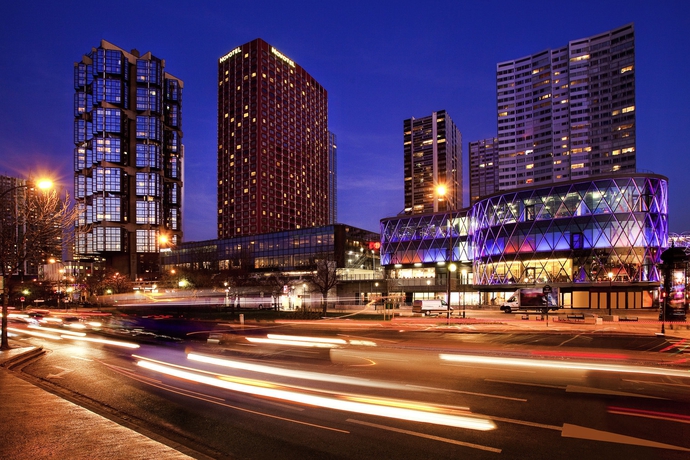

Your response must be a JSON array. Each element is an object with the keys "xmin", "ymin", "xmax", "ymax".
[
  {"xmin": 484, "ymin": 379, "xmax": 565, "ymax": 389},
  {"xmin": 561, "ymin": 423, "xmax": 690, "ymax": 451},
  {"xmin": 70, "ymin": 355, "xmax": 93, "ymax": 361},
  {"xmin": 565, "ymin": 385, "xmax": 667, "ymax": 399},
  {"xmin": 622, "ymin": 378, "xmax": 690, "ymax": 388},
  {"xmin": 46, "ymin": 366, "xmax": 74, "ymax": 379},
  {"xmin": 347, "ymin": 419, "xmax": 501, "ymax": 453},
  {"xmin": 407, "ymin": 384, "xmax": 526, "ymax": 402},
  {"xmin": 488, "ymin": 415, "xmax": 562, "ymax": 431},
  {"xmin": 557, "ymin": 335, "xmax": 583, "ymax": 347}
]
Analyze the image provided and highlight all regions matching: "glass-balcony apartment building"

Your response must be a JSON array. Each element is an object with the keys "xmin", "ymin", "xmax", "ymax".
[
  {"xmin": 495, "ymin": 24, "xmax": 635, "ymax": 191},
  {"xmin": 73, "ymin": 40, "xmax": 183, "ymax": 280}
]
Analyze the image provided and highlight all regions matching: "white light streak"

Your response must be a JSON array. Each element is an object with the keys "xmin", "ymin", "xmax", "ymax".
[
  {"xmin": 267, "ymin": 334, "xmax": 348, "ymax": 345},
  {"xmin": 28, "ymin": 324, "xmax": 86, "ymax": 337},
  {"xmin": 187, "ymin": 353, "xmax": 407, "ymax": 389},
  {"xmin": 246, "ymin": 337, "xmax": 339, "ymax": 348},
  {"xmin": 61, "ymin": 335, "xmax": 140, "ymax": 349},
  {"xmin": 8, "ymin": 327, "xmax": 62, "ymax": 340},
  {"xmin": 137, "ymin": 359, "xmax": 494, "ymax": 431},
  {"xmin": 439, "ymin": 354, "xmax": 690, "ymax": 378}
]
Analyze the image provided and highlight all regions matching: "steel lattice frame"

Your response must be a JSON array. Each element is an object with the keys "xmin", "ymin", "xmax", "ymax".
[{"xmin": 381, "ymin": 174, "xmax": 668, "ymax": 286}]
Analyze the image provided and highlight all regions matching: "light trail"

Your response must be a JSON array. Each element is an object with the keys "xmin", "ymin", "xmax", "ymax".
[
  {"xmin": 136, "ymin": 357, "xmax": 495, "ymax": 431},
  {"xmin": 440, "ymin": 353, "xmax": 690, "ymax": 378},
  {"xmin": 187, "ymin": 353, "xmax": 408, "ymax": 390},
  {"xmin": 61, "ymin": 335, "xmax": 140, "ymax": 349},
  {"xmin": 28, "ymin": 324, "xmax": 86, "ymax": 337},
  {"xmin": 8, "ymin": 327, "xmax": 62, "ymax": 340}
]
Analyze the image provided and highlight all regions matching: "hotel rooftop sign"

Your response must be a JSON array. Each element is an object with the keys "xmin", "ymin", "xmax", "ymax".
[
  {"xmin": 219, "ymin": 47, "xmax": 241, "ymax": 63},
  {"xmin": 271, "ymin": 46, "xmax": 295, "ymax": 67}
]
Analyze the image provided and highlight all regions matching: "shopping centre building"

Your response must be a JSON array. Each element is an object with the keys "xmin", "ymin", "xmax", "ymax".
[{"xmin": 380, "ymin": 173, "xmax": 668, "ymax": 310}]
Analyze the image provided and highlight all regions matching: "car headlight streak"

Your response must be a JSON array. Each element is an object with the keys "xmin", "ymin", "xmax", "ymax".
[
  {"xmin": 136, "ymin": 357, "xmax": 494, "ymax": 431},
  {"xmin": 439, "ymin": 353, "xmax": 690, "ymax": 378}
]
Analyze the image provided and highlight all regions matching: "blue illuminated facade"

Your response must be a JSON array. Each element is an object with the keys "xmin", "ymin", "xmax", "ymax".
[{"xmin": 381, "ymin": 173, "xmax": 668, "ymax": 309}]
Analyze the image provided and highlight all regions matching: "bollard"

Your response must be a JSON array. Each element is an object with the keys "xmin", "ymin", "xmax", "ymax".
[{"xmin": 240, "ymin": 313, "xmax": 244, "ymax": 325}]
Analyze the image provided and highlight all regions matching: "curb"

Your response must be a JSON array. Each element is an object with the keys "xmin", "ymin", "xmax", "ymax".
[{"xmin": 0, "ymin": 346, "xmax": 45, "ymax": 369}]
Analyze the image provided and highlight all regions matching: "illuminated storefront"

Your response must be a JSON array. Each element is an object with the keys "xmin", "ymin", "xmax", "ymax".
[{"xmin": 381, "ymin": 173, "xmax": 668, "ymax": 309}]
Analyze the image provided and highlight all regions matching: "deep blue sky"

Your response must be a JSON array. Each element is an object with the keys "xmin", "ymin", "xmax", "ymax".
[{"xmin": 1, "ymin": 1, "xmax": 689, "ymax": 241}]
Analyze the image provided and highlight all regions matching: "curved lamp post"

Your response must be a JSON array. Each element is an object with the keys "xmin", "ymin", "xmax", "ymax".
[{"xmin": 436, "ymin": 184, "xmax": 455, "ymax": 322}]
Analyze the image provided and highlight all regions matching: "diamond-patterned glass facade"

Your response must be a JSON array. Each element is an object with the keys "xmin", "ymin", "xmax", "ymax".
[{"xmin": 381, "ymin": 174, "xmax": 667, "ymax": 287}]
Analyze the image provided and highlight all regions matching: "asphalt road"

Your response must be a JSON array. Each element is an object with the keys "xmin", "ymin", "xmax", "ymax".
[{"xmin": 8, "ymin": 321, "xmax": 690, "ymax": 459}]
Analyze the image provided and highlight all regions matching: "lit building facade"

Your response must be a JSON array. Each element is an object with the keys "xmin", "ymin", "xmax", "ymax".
[
  {"xmin": 404, "ymin": 110, "xmax": 462, "ymax": 214},
  {"xmin": 328, "ymin": 131, "xmax": 337, "ymax": 224},
  {"xmin": 73, "ymin": 40, "xmax": 183, "ymax": 280},
  {"xmin": 381, "ymin": 173, "xmax": 667, "ymax": 309},
  {"xmin": 496, "ymin": 24, "xmax": 635, "ymax": 190},
  {"xmin": 160, "ymin": 224, "xmax": 379, "ymax": 274},
  {"xmin": 217, "ymin": 38, "xmax": 330, "ymax": 238},
  {"xmin": 469, "ymin": 138, "xmax": 499, "ymax": 205}
]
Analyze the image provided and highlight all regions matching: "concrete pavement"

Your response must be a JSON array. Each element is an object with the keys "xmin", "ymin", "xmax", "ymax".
[{"xmin": 0, "ymin": 344, "xmax": 197, "ymax": 460}]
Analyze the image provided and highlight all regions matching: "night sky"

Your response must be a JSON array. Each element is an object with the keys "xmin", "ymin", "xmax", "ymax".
[{"xmin": 1, "ymin": 1, "xmax": 689, "ymax": 241}]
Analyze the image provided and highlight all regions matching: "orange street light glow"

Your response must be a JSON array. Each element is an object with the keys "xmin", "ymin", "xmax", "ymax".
[{"xmin": 36, "ymin": 179, "xmax": 53, "ymax": 190}]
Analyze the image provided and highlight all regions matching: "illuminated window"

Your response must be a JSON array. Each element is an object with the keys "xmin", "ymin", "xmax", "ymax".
[
  {"xmin": 620, "ymin": 65, "xmax": 633, "ymax": 74},
  {"xmin": 571, "ymin": 163, "xmax": 584, "ymax": 169}
]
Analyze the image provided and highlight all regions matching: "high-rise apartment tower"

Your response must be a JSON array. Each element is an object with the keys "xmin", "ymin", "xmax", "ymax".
[
  {"xmin": 496, "ymin": 24, "xmax": 635, "ymax": 190},
  {"xmin": 404, "ymin": 110, "xmax": 462, "ymax": 214},
  {"xmin": 74, "ymin": 40, "xmax": 184, "ymax": 280},
  {"xmin": 469, "ymin": 138, "xmax": 499, "ymax": 205},
  {"xmin": 217, "ymin": 38, "xmax": 330, "ymax": 237}
]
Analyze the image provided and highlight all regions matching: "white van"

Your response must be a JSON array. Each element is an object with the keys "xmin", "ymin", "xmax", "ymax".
[{"xmin": 412, "ymin": 299, "xmax": 452, "ymax": 316}]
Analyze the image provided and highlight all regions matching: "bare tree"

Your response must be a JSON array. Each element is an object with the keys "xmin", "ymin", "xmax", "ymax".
[
  {"xmin": 265, "ymin": 273, "xmax": 291, "ymax": 310},
  {"xmin": 1, "ymin": 185, "xmax": 76, "ymax": 349},
  {"xmin": 311, "ymin": 259, "xmax": 338, "ymax": 317},
  {"xmin": 99, "ymin": 269, "xmax": 133, "ymax": 295}
]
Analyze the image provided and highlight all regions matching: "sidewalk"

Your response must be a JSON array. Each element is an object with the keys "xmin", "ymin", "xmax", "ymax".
[
  {"xmin": 0, "ymin": 344, "xmax": 196, "ymax": 460},
  {"xmin": 392, "ymin": 311, "xmax": 690, "ymax": 340}
]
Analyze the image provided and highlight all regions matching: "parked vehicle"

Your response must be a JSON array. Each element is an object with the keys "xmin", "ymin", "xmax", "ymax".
[
  {"xmin": 412, "ymin": 299, "xmax": 452, "ymax": 316},
  {"xmin": 500, "ymin": 287, "xmax": 560, "ymax": 314}
]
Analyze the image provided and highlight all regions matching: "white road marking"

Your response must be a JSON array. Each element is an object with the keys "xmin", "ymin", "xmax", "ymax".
[
  {"xmin": 565, "ymin": 385, "xmax": 667, "ymax": 399},
  {"xmin": 70, "ymin": 355, "xmax": 93, "ymax": 361},
  {"xmin": 561, "ymin": 423, "xmax": 690, "ymax": 451},
  {"xmin": 407, "ymin": 384, "xmax": 526, "ymax": 402},
  {"xmin": 46, "ymin": 366, "xmax": 73, "ymax": 379}
]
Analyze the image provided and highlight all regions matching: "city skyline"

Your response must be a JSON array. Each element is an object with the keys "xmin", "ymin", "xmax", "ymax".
[{"xmin": 1, "ymin": 1, "xmax": 689, "ymax": 241}]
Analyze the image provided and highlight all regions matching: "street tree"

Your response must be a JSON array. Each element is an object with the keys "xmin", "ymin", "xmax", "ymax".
[
  {"xmin": 1, "ymin": 183, "xmax": 75, "ymax": 349},
  {"xmin": 311, "ymin": 259, "xmax": 338, "ymax": 316}
]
